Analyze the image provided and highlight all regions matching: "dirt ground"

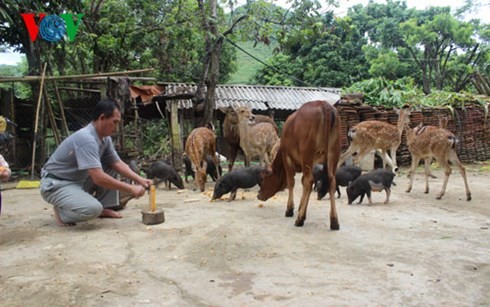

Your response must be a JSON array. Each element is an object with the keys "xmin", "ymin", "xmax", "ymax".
[{"xmin": 0, "ymin": 165, "xmax": 489, "ymax": 307}]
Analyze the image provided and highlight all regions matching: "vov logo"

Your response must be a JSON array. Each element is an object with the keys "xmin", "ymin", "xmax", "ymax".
[{"xmin": 21, "ymin": 13, "xmax": 84, "ymax": 42}]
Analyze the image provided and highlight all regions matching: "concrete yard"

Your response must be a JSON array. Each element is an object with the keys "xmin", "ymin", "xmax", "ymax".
[{"xmin": 0, "ymin": 166, "xmax": 489, "ymax": 306}]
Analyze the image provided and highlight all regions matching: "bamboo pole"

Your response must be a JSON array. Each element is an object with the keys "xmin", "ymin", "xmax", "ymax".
[
  {"xmin": 31, "ymin": 63, "xmax": 48, "ymax": 179},
  {"xmin": 56, "ymin": 87, "xmax": 101, "ymax": 93},
  {"xmin": 9, "ymin": 84, "xmax": 16, "ymax": 162},
  {"xmin": 170, "ymin": 100, "xmax": 183, "ymax": 172},
  {"xmin": 43, "ymin": 86, "xmax": 61, "ymax": 145},
  {"xmin": 53, "ymin": 81, "xmax": 70, "ymax": 137},
  {"xmin": 0, "ymin": 68, "xmax": 154, "ymax": 83}
]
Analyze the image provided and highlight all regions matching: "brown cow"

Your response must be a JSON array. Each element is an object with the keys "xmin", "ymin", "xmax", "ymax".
[
  {"xmin": 258, "ymin": 100, "xmax": 341, "ymax": 229},
  {"xmin": 185, "ymin": 127, "xmax": 220, "ymax": 192},
  {"xmin": 221, "ymin": 106, "xmax": 278, "ymax": 171}
]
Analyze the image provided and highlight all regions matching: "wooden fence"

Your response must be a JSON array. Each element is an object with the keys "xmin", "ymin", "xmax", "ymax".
[{"xmin": 336, "ymin": 103, "xmax": 490, "ymax": 166}]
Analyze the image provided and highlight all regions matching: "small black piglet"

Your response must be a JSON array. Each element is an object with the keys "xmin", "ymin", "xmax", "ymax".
[
  {"xmin": 314, "ymin": 164, "xmax": 363, "ymax": 200},
  {"xmin": 146, "ymin": 161, "xmax": 184, "ymax": 190},
  {"xmin": 211, "ymin": 166, "xmax": 264, "ymax": 201},
  {"xmin": 346, "ymin": 168, "xmax": 395, "ymax": 205}
]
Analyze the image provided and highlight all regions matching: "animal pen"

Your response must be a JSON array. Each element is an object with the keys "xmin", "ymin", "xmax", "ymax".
[{"xmin": 0, "ymin": 73, "xmax": 489, "ymax": 180}]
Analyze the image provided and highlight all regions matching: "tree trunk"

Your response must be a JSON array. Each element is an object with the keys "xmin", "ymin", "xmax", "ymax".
[{"xmin": 194, "ymin": 0, "xmax": 247, "ymax": 128}]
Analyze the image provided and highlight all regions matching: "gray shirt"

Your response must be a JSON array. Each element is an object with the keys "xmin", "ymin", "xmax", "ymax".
[{"xmin": 41, "ymin": 123, "xmax": 120, "ymax": 181}]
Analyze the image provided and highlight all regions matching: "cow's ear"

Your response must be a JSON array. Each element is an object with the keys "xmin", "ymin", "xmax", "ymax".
[{"xmin": 260, "ymin": 167, "xmax": 272, "ymax": 178}]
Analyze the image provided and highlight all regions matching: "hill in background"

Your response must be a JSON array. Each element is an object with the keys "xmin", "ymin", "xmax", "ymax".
[{"xmin": 227, "ymin": 41, "xmax": 275, "ymax": 84}]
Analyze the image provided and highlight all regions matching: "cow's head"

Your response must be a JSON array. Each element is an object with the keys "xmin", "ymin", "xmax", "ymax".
[{"xmin": 257, "ymin": 154, "xmax": 287, "ymax": 201}]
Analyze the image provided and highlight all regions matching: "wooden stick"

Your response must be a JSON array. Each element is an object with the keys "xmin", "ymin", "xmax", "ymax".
[
  {"xmin": 53, "ymin": 81, "xmax": 70, "ymax": 137},
  {"xmin": 43, "ymin": 86, "xmax": 61, "ymax": 145},
  {"xmin": 0, "ymin": 68, "xmax": 154, "ymax": 83},
  {"xmin": 31, "ymin": 63, "xmax": 48, "ymax": 179}
]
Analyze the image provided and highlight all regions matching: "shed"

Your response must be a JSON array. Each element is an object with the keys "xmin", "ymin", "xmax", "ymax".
[{"xmin": 129, "ymin": 83, "xmax": 341, "ymax": 121}]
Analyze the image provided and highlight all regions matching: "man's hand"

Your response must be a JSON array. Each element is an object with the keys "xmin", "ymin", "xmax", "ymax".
[
  {"xmin": 130, "ymin": 185, "xmax": 146, "ymax": 198},
  {"xmin": 140, "ymin": 178, "xmax": 153, "ymax": 189}
]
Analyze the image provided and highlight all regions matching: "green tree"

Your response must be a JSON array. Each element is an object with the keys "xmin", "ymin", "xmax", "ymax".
[{"xmin": 401, "ymin": 10, "xmax": 479, "ymax": 93}]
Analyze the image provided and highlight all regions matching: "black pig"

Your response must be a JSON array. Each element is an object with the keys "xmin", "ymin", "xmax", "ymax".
[
  {"xmin": 314, "ymin": 164, "xmax": 363, "ymax": 200},
  {"xmin": 346, "ymin": 169, "xmax": 395, "ymax": 205},
  {"xmin": 183, "ymin": 155, "xmax": 195, "ymax": 183},
  {"xmin": 123, "ymin": 159, "xmax": 141, "ymax": 184},
  {"xmin": 211, "ymin": 166, "xmax": 264, "ymax": 201},
  {"xmin": 129, "ymin": 159, "xmax": 140, "ymax": 174},
  {"xmin": 206, "ymin": 155, "xmax": 222, "ymax": 182},
  {"xmin": 146, "ymin": 161, "xmax": 184, "ymax": 190},
  {"xmin": 183, "ymin": 155, "xmax": 222, "ymax": 183}
]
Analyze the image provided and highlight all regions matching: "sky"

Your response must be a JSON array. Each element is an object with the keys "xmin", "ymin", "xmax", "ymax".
[{"xmin": 1, "ymin": 0, "xmax": 488, "ymax": 66}]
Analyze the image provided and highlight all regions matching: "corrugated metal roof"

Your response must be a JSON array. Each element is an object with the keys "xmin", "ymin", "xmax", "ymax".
[{"xmin": 160, "ymin": 83, "xmax": 341, "ymax": 111}]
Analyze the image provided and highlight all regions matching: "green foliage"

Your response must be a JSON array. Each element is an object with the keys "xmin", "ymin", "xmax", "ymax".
[
  {"xmin": 0, "ymin": 58, "xmax": 31, "ymax": 98},
  {"xmin": 227, "ymin": 41, "xmax": 274, "ymax": 84},
  {"xmin": 343, "ymin": 77, "xmax": 490, "ymax": 109},
  {"xmin": 124, "ymin": 120, "xmax": 171, "ymax": 160},
  {"xmin": 343, "ymin": 77, "xmax": 422, "ymax": 108}
]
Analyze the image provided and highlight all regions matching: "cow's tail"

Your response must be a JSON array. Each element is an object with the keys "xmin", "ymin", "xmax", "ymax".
[{"xmin": 318, "ymin": 103, "xmax": 338, "ymax": 200}]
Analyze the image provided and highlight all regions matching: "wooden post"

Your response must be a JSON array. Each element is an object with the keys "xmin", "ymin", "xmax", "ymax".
[
  {"xmin": 170, "ymin": 100, "xmax": 182, "ymax": 172},
  {"xmin": 53, "ymin": 81, "xmax": 70, "ymax": 136},
  {"xmin": 9, "ymin": 85, "xmax": 16, "ymax": 164},
  {"xmin": 31, "ymin": 63, "xmax": 48, "ymax": 179},
  {"xmin": 43, "ymin": 86, "xmax": 61, "ymax": 145}
]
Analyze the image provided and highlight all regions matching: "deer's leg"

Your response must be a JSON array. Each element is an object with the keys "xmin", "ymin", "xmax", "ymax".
[
  {"xmin": 423, "ymin": 158, "xmax": 431, "ymax": 193},
  {"xmin": 353, "ymin": 146, "xmax": 371, "ymax": 166},
  {"xmin": 338, "ymin": 144, "xmax": 357, "ymax": 168},
  {"xmin": 435, "ymin": 157, "xmax": 452, "ymax": 200},
  {"xmin": 380, "ymin": 149, "xmax": 395, "ymax": 171},
  {"xmin": 425, "ymin": 157, "xmax": 437, "ymax": 178},
  {"xmin": 449, "ymin": 151, "xmax": 472, "ymax": 201},
  {"xmin": 212, "ymin": 154, "xmax": 221, "ymax": 181},
  {"xmin": 228, "ymin": 146, "xmax": 238, "ymax": 171},
  {"xmin": 390, "ymin": 147, "xmax": 398, "ymax": 172},
  {"xmin": 406, "ymin": 156, "xmax": 420, "ymax": 193}
]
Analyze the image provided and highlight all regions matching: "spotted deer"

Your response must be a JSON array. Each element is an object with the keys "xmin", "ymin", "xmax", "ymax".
[
  {"xmin": 404, "ymin": 120, "xmax": 471, "ymax": 201},
  {"xmin": 185, "ymin": 127, "xmax": 220, "ymax": 192},
  {"xmin": 221, "ymin": 106, "xmax": 278, "ymax": 171},
  {"xmin": 235, "ymin": 106, "xmax": 279, "ymax": 167},
  {"xmin": 338, "ymin": 108, "xmax": 411, "ymax": 172},
  {"xmin": 413, "ymin": 115, "xmax": 451, "ymax": 179}
]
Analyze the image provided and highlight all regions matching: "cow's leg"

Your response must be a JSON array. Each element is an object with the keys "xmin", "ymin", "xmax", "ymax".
[
  {"xmin": 284, "ymin": 158, "xmax": 296, "ymax": 218},
  {"xmin": 327, "ymin": 160, "xmax": 339, "ymax": 230},
  {"xmin": 406, "ymin": 156, "xmax": 420, "ymax": 193},
  {"xmin": 296, "ymin": 168, "xmax": 314, "ymax": 227}
]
